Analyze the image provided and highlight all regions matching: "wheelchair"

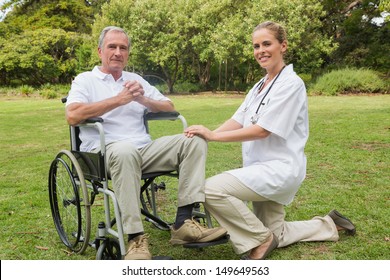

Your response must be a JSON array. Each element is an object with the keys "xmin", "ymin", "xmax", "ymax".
[{"xmin": 48, "ymin": 103, "xmax": 228, "ymax": 260}]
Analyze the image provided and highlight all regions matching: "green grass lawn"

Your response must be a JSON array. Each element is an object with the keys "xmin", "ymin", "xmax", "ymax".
[{"xmin": 0, "ymin": 94, "xmax": 389, "ymax": 260}]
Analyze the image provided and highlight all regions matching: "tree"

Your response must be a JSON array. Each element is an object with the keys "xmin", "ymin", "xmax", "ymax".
[
  {"xmin": 186, "ymin": 0, "xmax": 251, "ymax": 90},
  {"xmin": 0, "ymin": 28, "xmax": 84, "ymax": 85},
  {"xmin": 0, "ymin": 0, "xmax": 97, "ymax": 86},
  {"xmin": 0, "ymin": 0, "xmax": 95, "ymax": 34},
  {"xmin": 93, "ymin": 0, "xmax": 335, "ymax": 92},
  {"xmin": 321, "ymin": 0, "xmax": 389, "ymax": 73},
  {"xmin": 1, "ymin": 0, "xmax": 386, "ymax": 89},
  {"xmin": 85, "ymin": 0, "xmax": 111, "ymax": 15},
  {"xmin": 379, "ymin": 0, "xmax": 390, "ymax": 21}
]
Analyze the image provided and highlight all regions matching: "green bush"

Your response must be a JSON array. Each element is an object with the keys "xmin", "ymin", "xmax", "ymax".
[
  {"xmin": 20, "ymin": 85, "xmax": 35, "ymax": 96},
  {"xmin": 298, "ymin": 73, "xmax": 312, "ymax": 87},
  {"xmin": 39, "ymin": 88, "xmax": 58, "ymax": 99},
  {"xmin": 154, "ymin": 81, "xmax": 201, "ymax": 94},
  {"xmin": 154, "ymin": 83, "xmax": 169, "ymax": 94},
  {"xmin": 39, "ymin": 84, "xmax": 69, "ymax": 99},
  {"xmin": 308, "ymin": 68, "xmax": 387, "ymax": 96},
  {"xmin": 173, "ymin": 81, "xmax": 201, "ymax": 93}
]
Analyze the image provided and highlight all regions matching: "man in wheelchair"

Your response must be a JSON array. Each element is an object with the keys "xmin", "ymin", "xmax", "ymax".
[{"xmin": 65, "ymin": 26, "xmax": 227, "ymax": 260}]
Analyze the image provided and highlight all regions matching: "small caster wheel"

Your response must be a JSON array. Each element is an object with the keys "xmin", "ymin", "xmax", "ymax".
[{"xmin": 96, "ymin": 238, "xmax": 122, "ymax": 260}]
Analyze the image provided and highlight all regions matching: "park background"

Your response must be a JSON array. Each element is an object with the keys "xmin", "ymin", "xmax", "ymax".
[{"xmin": 0, "ymin": 0, "xmax": 389, "ymax": 260}]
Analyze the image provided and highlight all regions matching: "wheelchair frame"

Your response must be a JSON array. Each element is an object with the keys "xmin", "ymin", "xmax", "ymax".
[{"xmin": 48, "ymin": 110, "xmax": 222, "ymax": 260}]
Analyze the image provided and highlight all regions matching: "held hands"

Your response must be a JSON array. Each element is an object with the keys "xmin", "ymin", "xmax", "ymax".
[
  {"xmin": 118, "ymin": 80, "xmax": 145, "ymax": 105},
  {"xmin": 184, "ymin": 125, "xmax": 214, "ymax": 141}
]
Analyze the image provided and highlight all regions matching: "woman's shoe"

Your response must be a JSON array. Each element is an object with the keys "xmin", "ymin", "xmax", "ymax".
[
  {"xmin": 328, "ymin": 209, "xmax": 356, "ymax": 236},
  {"xmin": 241, "ymin": 233, "xmax": 279, "ymax": 260}
]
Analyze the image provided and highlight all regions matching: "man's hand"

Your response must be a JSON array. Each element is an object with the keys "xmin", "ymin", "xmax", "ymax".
[{"xmin": 118, "ymin": 80, "xmax": 145, "ymax": 105}]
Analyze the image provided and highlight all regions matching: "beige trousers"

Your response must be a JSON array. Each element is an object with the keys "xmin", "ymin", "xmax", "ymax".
[
  {"xmin": 101, "ymin": 134, "xmax": 207, "ymax": 234},
  {"xmin": 204, "ymin": 173, "xmax": 339, "ymax": 254}
]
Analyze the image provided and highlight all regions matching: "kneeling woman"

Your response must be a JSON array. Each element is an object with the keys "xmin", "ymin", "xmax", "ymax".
[{"xmin": 184, "ymin": 21, "xmax": 355, "ymax": 260}]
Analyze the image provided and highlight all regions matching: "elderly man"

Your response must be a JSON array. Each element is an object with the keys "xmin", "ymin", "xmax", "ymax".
[{"xmin": 66, "ymin": 26, "xmax": 226, "ymax": 260}]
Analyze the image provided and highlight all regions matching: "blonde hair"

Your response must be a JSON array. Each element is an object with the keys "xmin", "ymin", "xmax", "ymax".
[{"xmin": 253, "ymin": 21, "xmax": 287, "ymax": 44}]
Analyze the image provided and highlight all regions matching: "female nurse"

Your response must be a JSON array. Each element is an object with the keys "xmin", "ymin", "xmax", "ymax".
[{"xmin": 184, "ymin": 21, "xmax": 355, "ymax": 260}]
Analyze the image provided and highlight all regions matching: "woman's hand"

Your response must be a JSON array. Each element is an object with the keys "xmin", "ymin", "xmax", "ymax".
[
  {"xmin": 185, "ymin": 121, "xmax": 270, "ymax": 143},
  {"xmin": 184, "ymin": 125, "xmax": 214, "ymax": 141}
]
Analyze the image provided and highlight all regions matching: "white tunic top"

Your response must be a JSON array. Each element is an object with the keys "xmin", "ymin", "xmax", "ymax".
[
  {"xmin": 226, "ymin": 64, "xmax": 309, "ymax": 205},
  {"xmin": 66, "ymin": 66, "xmax": 170, "ymax": 152}
]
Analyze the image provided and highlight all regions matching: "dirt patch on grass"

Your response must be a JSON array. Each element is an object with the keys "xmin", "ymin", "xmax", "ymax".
[{"xmin": 352, "ymin": 142, "xmax": 390, "ymax": 151}]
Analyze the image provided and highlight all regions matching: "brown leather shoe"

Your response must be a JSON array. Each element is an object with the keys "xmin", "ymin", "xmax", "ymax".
[{"xmin": 328, "ymin": 210, "xmax": 356, "ymax": 236}]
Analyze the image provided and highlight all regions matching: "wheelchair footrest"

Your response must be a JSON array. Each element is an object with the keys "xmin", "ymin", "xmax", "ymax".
[{"xmin": 183, "ymin": 234, "xmax": 230, "ymax": 248}]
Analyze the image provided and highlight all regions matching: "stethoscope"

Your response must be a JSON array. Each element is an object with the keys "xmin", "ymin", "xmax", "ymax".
[{"xmin": 243, "ymin": 66, "xmax": 285, "ymax": 124}]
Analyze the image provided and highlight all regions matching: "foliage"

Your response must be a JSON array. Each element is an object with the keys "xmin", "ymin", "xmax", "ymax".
[
  {"xmin": 0, "ymin": 0, "xmax": 388, "ymax": 91},
  {"xmin": 0, "ymin": 0, "xmax": 94, "ymax": 34},
  {"xmin": 0, "ymin": 28, "xmax": 85, "ymax": 86},
  {"xmin": 38, "ymin": 83, "xmax": 70, "ymax": 99},
  {"xmin": 379, "ymin": 0, "xmax": 390, "ymax": 21},
  {"xmin": 0, "ymin": 0, "xmax": 97, "ymax": 86},
  {"xmin": 74, "ymin": 38, "xmax": 95, "ymax": 73},
  {"xmin": 321, "ymin": 0, "xmax": 390, "ymax": 74},
  {"xmin": 19, "ymin": 84, "xmax": 34, "ymax": 96},
  {"xmin": 93, "ymin": 0, "xmax": 334, "ymax": 92},
  {"xmin": 85, "ymin": 0, "xmax": 111, "ymax": 15},
  {"xmin": 172, "ymin": 81, "xmax": 202, "ymax": 94},
  {"xmin": 248, "ymin": 0, "xmax": 336, "ymax": 74},
  {"xmin": 309, "ymin": 68, "xmax": 387, "ymax": 96}
]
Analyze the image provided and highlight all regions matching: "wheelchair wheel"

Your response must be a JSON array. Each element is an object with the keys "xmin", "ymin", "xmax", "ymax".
[
  {"xmin": 48, "ymin": 150, "xmax": 91, "ymax": 254},
  {"xmin": 96, "ymin": 238, "xmax": 122, "ymax": 260}
]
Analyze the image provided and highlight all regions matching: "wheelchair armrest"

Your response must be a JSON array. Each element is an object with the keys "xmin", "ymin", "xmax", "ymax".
[
  {"xmin": 83, "ymin": 117, "xmax": 104, "ymax": 123},
  {"xmin": 144, "ymin": 111, "xmax": 187, "ymax": 129},
  {"xmin": 72, "ymin": 121, "xmax": 106, "ymax": 157},
  {"xmin": 144, "ymin": 111, "xmax": 180, "ymax": 121}
]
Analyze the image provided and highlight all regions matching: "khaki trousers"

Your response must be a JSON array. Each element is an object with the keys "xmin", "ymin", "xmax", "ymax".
[
  {"xmin": 204, "ymin": 173, "xmax": 339, "ymax": 254},
  {"xmin": 100, "ymin": 134, "xmax": 207, "ymax": 234}
]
